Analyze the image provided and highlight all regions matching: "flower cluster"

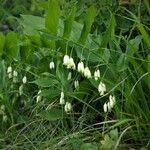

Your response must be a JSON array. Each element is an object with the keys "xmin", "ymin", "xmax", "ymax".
[
  {"xmin": 103, "ymin": 95, "xmax": 116, "ymax": 113},
  {"xmin": 63, "ymin": 55, "xmax": 76, "ymax": 70}
]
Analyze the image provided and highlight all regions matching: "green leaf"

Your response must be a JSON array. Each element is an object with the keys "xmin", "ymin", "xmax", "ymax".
[
  {"xmin": 63, "ymin": 6, "xmax": 76, "ymax": 38},
  {"xmin": 148, "ymin": 55, "xmax": 150, "ymax": 85},
  {"xmin": 5, "ymin": 32, "xmax": 19, "ymax": 62},
  {"xmin": 37, "ymin": 108, "xmax": 64, "ymax": 121},
  {"xmin": 0, "ymin": 33, "xmax": 5, "ymax": 57},
  {"xmin": 117, "ymin": 53, "xmax": 128, "ymax": 72},
  {"xmin": 137, "ymin": 23, "xmax": 150, "ymax": 52},
  {"xmin": 40, "ymin": 89, "xmax": 60, "ymax": 100},
  {"xmin": 101, "ymin": 14, "xmax": 116, "ymax": 47},
  {"xmin": 32, "ymin": 77, "xmax": 59, "ymax": 87},
  {"xmin": 80, "ymin": 143, "xmax": 98, "ymax": 150},
  {"xmin": 126, "ymin": 36, "xmax": 141, "ymax": 56},
  {"xmin": 45, "ymin": 0, "xmax": 60, "ymax": 35},
  {"xmin": 78, "ymin": 6, "xmax": 96, "ymax": 44},
  {"xmin": 0, "ymin": 60, "xmax": 6, "ymax": 90},
  {"xmin": 20, "ymin": 15, "xmax": 45, "ymax": 35}
]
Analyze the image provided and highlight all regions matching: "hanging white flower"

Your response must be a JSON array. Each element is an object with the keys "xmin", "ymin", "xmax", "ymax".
[
  {"xmin": 77, "ymin": 61, "xmax": 84, "ymax": 73},
  {"xmin": 107, "ymin": 102, "xmax": 111, "ymax": 112},
  {"xmin": 98, "ymin": 82, "xmax": 106, "ymax": 96},
  {"xmin": 64, "ymin": 102, "xmax": 72, "ymax": 112},
  {"xmin": 7, "ymin": 66, "xmax": 12, "ymax": 74},
  {"xmin": 13, "ymin": 70, "xmax": 18, "ymax": 77},
  {"xmin": 63, "ymin": 55, "xmax": 76, "ymax": 70},
  {"xmin": 74, "ymin": 80, "xmax": 79, "ymax": 89},
  {"xmin": 36, "ymin": 90, "xmax": 42, "ymax": 103},
  {"xmin": 22, "ymin": 76, "xmax": 27, "ymax": 84},
  {"xmin": 67, "ymin": 72, "xmax": 72, "ymax": 80},
  {"xmin": 109, "ymin": 95, "xmax": 116, "ymax": 108},
  {"xmin": 8, "ymin": 73, "xmax": 12, "ymax": 79},
  {"xmin": 103, "ymin": 102, "xmax": 107, "ymax": 113},
  {"xmin": 67, "ymin": 57, "xmax": 76, "ymax": 70},
  {"xmin": 94, "ymin": 69, "xmax": 100, "ymax": 81},
  {"xmin": 13, "ymin": 77, "xmax": 17, "ymax": 83},
  {"xmin": 59, "ymin": 91, "xmax": 65, "ymax": 105},
  {"xmin": 84, "ymin": 67, "xmax": 91, "ymax": 78},
  {"xmin": 19, "ymin": 84, "xmax": 23, "ymax": 96},
  {"xmin": 49, "ymin": 61, "xmax": 55, "ymax": 69},
  {"xmin": 63, "ymin": 55, "xmax": 70, "ymax": 66}
]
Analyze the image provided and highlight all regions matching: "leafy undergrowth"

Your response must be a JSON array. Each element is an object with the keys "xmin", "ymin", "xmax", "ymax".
[{"xmin": 0, "ymin": 0, "xmax": 150, "ymax": 149}]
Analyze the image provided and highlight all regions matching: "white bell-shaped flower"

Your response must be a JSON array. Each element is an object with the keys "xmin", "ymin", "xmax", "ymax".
[
  {"xmin": 49, "ymin": 61, "xmax": 55, "ymax": 69},
  {"xmin": 19, "ymin": 84, "xmax": 23, "ymax": 96},
  {"xmin": 98, "ymin": 82, "xmax": 106, "ymax": 96},
  {"xmin": 107, "ymin": 102, "xmax": 111, "ymax": 112},
  {"xmin": 103, "ymin": 103, "xmax": 107, "ymax": 113},
  {"xmin": 59, "ymin": 91, "xmax": 65, "ymax": 105},
  {"xmin": 8, "ymin": 73, "xmax": 12, "ymax": 79},
  {"xmin": 13, "ymin": 70, "xmax": 18, "ymax": 77},
  {"xmin": 64, "ymin": 102, "xmax": 72, "ymax": 112},
  {"xmin": 67, "ymin": 57, "xmax": 76, "ymax": 70},
  {"xmin": 109, "ymin": 95, "xmax": 116, "ymax": 108},
  {"xmin": 84, "ymin": 67, "xmax": 91, "ymax": 78},
  {"xmin": 22, "ymin": 76, "xmax": 27, "ymax": 84},
  {"xmin": 7, "ymin": 66, "xmax": 12, "ymax": 74},
  {"xmin": 77, "ymin": 61, "xmax": 84, "ymax": 73},
  {"xmin": 94, "ymin": 69, "xmax": 100, "ymax": 81},
  {"xmin": 36, "ymin": 90, "xmax": 42, "ymax": 103},
  {"xmin": 63, "ymin": 55, "xmax": 70, "ymax": 66}
]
